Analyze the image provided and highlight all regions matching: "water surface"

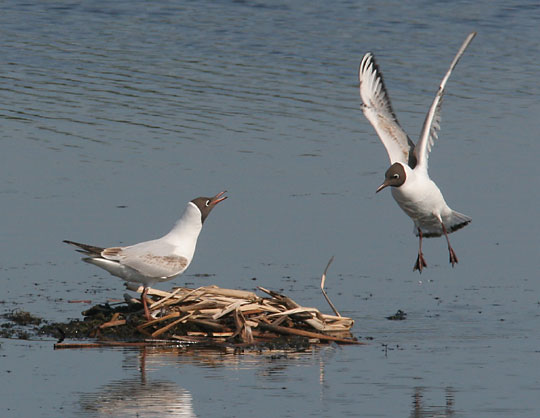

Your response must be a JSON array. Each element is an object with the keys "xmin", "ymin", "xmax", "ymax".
[{"xmin": 1, "ymin": 1, "xmax": 539, "ymax": 416}]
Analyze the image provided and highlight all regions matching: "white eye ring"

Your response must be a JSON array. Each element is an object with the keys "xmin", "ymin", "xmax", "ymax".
[
  {"xmin": 205, "ymin": 200, "xmax": 211, "ymax": 207},
  {"xmin": 393, "ymin": 174, "xmax": 400, "ymax": 179}
]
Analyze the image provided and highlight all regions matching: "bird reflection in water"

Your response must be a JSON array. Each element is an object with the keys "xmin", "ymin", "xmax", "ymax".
[
  {"xmin": 78, "ymin": 347, "xmax": 196, "ymax": 417},
  {"xmin": 409, "ymin": 386, "xmax": 455, "ymax": 418}
]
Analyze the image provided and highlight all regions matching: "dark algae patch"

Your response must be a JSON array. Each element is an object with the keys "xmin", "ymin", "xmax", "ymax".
[
  {"xmin": 38, "ymin": 303, "xmax": 148, "ymax": 341},
  {"xmin": 5, "ymin": 310, "xmax": 43, "ymax": 326},
  {"xmin": 1, "ymin": 310, "xmax": 44, "ymax": 339},
  {"xmin": 0, "ymin": 305, "xmax": 144, "ymax": 341},
  {"xmin": 386, "ymin": 309, "xmax": 407, "ymax": 320}
]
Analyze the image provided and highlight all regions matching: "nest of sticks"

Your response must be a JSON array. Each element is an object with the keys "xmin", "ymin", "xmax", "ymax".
[{"xmin": 55, "ymin": 258, "xmax": 361, "ymax": 348}]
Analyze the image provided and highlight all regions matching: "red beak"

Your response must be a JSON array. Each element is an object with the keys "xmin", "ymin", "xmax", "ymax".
[{"xmin": 210, "ymin": 190, "xmax": 228, "ymax": 205}]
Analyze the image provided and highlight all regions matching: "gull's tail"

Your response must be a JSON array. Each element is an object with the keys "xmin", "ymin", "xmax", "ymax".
[
  {"xmin": 446, "ymin": 211, "xmax": 472, "ymax": 233},
  {"xmin": 415, "ymin": 211, "xmax": 471, "ymax": 238},
  {"xmin": 63, "ymin": 240, "xmax": 105, "ymax": 256}
]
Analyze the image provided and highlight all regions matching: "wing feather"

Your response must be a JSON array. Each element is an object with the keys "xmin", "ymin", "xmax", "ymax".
[
  {"xmin": 102, "ymin": 243, "xmax": 188, "ymax": 278},
  {"xmin": 121, "ymin": 253, "xmax": 188, "ymax": 278},
  {"xmin": 415, "ymin": 32, "xmax": 476, "ymax": 170},
  {"xmin": 359, "ymin": 53, "xmax": 417, "ymax": 167}
]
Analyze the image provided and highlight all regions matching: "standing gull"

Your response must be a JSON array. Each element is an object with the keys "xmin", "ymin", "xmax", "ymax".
[
  {"xmin": 64, "ymin": 191, "xmax": 227, "ymax": 319},
  {"xmin": 358, "ymin": 33, "xmax": 475, "ymax": 272}
]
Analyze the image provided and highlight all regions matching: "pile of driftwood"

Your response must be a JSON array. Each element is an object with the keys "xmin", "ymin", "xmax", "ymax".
[{"xmin": 55, "ymin": 258, "xmax": 361, "ymax": 348}]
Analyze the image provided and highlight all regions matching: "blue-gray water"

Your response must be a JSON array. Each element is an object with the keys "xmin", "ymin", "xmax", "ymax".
[{"xmin": 1, "ymin": 1, "xmax": 539, "ymax": 417}]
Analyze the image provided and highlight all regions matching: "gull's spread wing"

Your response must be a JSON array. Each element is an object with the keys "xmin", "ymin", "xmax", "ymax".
[
  {"xmin": 414, "ymin": 32, "xmax": 476, "ymax": 170},
  {"xmin": 359, "ymin": 53, "xmax": 417, "ymax": 167}
]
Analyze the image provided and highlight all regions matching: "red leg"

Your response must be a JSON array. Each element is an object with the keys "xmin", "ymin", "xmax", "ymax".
[
  {"xmin": 141, "ymin": 287, "xmax": 152, "ymax": 321},
  {"xmin": 413, "ymin": 228, "xmax": 427, "ymax": 273},
  {"xmin": 441, "ymin": 222, "xmax": 459, "ymax": 267}
]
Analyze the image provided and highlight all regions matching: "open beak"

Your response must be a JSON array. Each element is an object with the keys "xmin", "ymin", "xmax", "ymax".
[
  {"xmin": 210, "ymin": 190, "xmax": 228, "ymax": 205},
  {"xmin": 376, "ymin": 181, "xmax": 390, "ymax": 193}
]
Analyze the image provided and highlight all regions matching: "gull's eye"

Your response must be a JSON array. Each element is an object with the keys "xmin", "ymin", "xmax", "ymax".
[
  {"xmin": 393, "ymin": 173, "xmax": 400, "ymax": 179},
  {"xmin": 205, "ymin": 200, "xmax": 211, "ymax": 207}
]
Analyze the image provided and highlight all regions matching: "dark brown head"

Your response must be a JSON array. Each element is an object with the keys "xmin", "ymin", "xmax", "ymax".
[
  {"xmin": 191, "ymin": 191, "xmax": 228, "ymax": 223},
  {"xmin": 376, "ymin": 163, "xmax": 406, "ymax": 193}
]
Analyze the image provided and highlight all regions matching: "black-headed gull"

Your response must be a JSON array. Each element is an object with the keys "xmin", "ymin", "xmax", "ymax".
[
  {"xmin": 64, "ymin": 191, "xmax": 227, "ymax": 319},
  {"xmin": 358, "ymin": 33, "xmax": 475, "ymax": 272}
]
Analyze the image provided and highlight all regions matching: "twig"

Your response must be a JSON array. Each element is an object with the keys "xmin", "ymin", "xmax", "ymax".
[
  {"xmin": 320, "ymin": 256, "xmax": 340, "ymax": 317},
  {"xmin": 54, "ymin": 340, "xmax": 179, "ymax": 349},
  {"xmin": 99, "ymin": 319, "xmax": 126, "ymax": 329},
  {"xmin": 258, "ymin": 323, "xmax": 362, "ymax": 345},
  {"xmin": 151, "ymin": 313, "xmax": 194, "ymax": 338},
  {"xmin": 212, "ymin": 300, "xmax": 245, "ymax": 320},
  {"xmin": 137, "ymin": 312, "xmax": 182, "ymax": 330},
  {"xmin": 149, "ymin": 286, "xmax": 185, "ymax": 309}
]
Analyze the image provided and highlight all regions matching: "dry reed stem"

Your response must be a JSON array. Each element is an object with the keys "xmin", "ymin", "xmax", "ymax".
[{"xmin": 320, "ymin": 256, "xmax": 340, "ymax": 317}]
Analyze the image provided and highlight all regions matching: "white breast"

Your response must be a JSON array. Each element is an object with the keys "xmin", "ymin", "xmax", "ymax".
[{"xmin": 391, "ymin": 170, "xmax": 452, "ymax": 235}]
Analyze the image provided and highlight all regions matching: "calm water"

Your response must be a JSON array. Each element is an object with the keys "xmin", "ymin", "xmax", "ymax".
[{"xmin": 1, "ymin": 0, "xmax": 539, "ymax": 416}]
